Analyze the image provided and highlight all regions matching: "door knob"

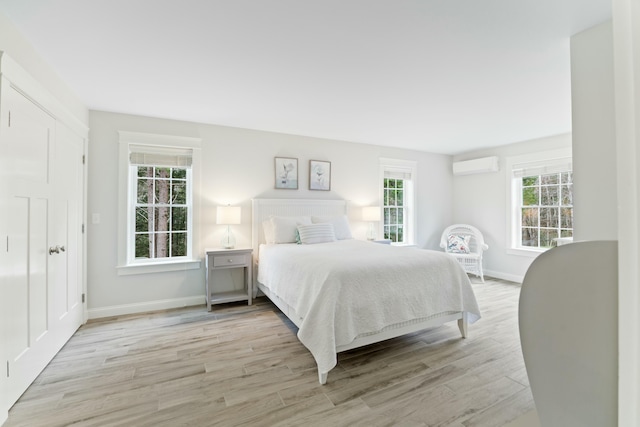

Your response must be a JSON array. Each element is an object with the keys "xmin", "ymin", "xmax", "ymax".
[{"xmin": 48, "ymin": 245, "xmax": 66, "ymax": 255}]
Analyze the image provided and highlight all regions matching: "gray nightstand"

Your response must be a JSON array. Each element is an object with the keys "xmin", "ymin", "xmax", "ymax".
[{"xmin": 205, "ymin": 248, "xmax": 253, "ymax": 311}]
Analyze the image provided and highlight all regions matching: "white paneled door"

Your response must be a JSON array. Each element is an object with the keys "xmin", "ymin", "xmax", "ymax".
[
  {"xmin": 0, "ymin": 82, "xmax": 84, "ymax": 411},
  {"xmin": 52, "ymin": 122, "xmax": 84, "ymax": 344}
]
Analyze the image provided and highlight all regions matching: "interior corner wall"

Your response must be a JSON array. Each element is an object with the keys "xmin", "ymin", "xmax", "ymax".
[
  {"xmin": 452, "ymin": 134, "xmax": 572, "ymax": 283},
  {"xmin": 0, "ymin": 12, "xmax": 88, "ymax": 124},
  {"xmin": 87, "ymin": 110, "xmax": 453, "ymax": 316},
  {"xmin": 570, "ymin": 20, "xmax": 618, "ymax": 241}
]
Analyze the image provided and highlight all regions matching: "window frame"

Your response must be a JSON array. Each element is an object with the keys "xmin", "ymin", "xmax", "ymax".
[
  {"xmin": 506, "ymin": 148, "xmax": 572, "ymax": 257},
  {"xmin": 117, "ymin": 132, "xmax": 202, "ymax": 275},
  {"xmin": 128, "ymin": 164, "xmax": 192, "ymax": 263},
  {"xmin": 379, "ymin": 158, "xmax": 417, "ymax": 246}
]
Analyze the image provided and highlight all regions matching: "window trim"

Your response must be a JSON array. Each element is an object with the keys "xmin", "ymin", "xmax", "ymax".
[
  {"xmin": 127, "ymin": 164, "xmax": 192, "ymax": 265},
  {"xmin": 117, "ymin": 131, "xmax": 202, "ymax": 275},
  {"xmin": 505, "ymin": 148, "xmax": 572, "ymax": 257},
  {"xmin": 379, "ymin": 158, "xmax": 417, "ymax": 245}
]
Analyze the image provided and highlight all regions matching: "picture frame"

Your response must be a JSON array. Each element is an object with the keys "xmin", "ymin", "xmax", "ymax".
[
  {"xmin": 274, "ymin": 157, "xmax": 298, "ymax": 189},
  {"xmin": 309, "ymin": 160, "xmax": 331, "ymax": 191}
]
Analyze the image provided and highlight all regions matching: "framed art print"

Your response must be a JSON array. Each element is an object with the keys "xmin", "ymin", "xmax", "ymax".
[
  {"xmin": 309, "ymin": 160, "xmax": 331, "ymax": 191},
  {"xmin": 274, "ymin": 157, "xmax": 298, "ymax": 189}
]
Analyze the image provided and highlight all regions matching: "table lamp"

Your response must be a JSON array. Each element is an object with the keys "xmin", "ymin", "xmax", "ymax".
[
  {"xmin": 362, "ymin": 206, "xmax": 381, "ymax": 240},
  {"xmin": 217, "ymin": 205, "xmax": 241, "ymax": 249}
]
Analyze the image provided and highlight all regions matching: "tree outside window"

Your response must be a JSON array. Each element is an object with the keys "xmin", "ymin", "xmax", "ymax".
[
  {"xmin": 383, "ymin": 178, "xmax": 405, "ymax": 243},
  {"xmin": 134, "ymin": 166, "xmax": 189, "ymax": 259},
  {"xmin": 521, "ymin": 171, "xmax": 573, "ymax": 248}
]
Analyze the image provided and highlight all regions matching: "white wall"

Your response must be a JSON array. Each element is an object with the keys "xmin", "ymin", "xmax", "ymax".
[
  {"xmin": 612, "ymin": 0, "xmax": 640, "ymax": 422},
  {"xmin": 87, "ymin": 110, "xmax": 453, "ymax": 316},
  {"xmin": 571, "ymin": 21, "xmax": 618, "ymax": 241},
  {"xmin": 452, "ymin": 134, "xmax": 572, "ymax": 282},
  {"xmin": 0, "ymin": 12, "xmax": 88, "ymax": 124}
]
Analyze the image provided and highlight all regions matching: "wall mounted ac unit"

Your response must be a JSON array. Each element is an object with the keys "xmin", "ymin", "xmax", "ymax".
[{"xmin": 452, "ymin": 156, "xmax": 499, "ymax": 176}]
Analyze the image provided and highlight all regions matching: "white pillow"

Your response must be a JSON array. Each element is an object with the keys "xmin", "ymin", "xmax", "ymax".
[
  {"xmin": 262, "ymin": 219, "xmax": 275, "ymax": 243},
  {"xmin": 297, "ymin": 223, "xmax": 337, "ymax": 244},
  {"xmin": 311, "ymin": 215, "xmax": 353, "ymax": 240},
  {"xmin": 270, "ymin": 216, "xmax": 312, "ymax": 243}
]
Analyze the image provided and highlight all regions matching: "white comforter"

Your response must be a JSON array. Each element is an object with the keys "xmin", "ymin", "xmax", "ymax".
[{"xmin": 257, "ymin": 240, "xmax": 481, "ymax": 377}]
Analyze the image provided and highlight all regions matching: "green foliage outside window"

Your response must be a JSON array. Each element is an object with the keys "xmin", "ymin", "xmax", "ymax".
[
  {"xmin": 383, "ymin": 178, "xmax": 405, "ymax": 243},
  {"xmin": 134, "ymin": 166, "xmax": 188, "ymax": 259},
  {"xmin": 521, "ymin": 172, "xmax": 573, "ymax": 248}
]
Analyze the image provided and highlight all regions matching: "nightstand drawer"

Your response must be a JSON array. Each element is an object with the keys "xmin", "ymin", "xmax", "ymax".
[{"xmin": 212, "ymin": 254, "xmax": 248, "ymax": 267}]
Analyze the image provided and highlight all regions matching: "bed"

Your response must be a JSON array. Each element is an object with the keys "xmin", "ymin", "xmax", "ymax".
[{"xmin": 251, "ymin": 198, "xmax": 481, "ymax": 384}]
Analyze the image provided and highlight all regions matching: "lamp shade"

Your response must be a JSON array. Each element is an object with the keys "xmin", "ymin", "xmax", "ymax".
[
  {"xmin": 216, "ymin": 206, "xmax": 241, "ymax": 225},
  {"xmin": 362, "ymin": 206, "xmax": 381, "ymax": 222}
]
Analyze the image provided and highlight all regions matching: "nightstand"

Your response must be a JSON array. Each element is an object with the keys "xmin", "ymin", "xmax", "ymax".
[{"xmin": 205, "ymin": 248, "xmax": 253, "ymax": 311}]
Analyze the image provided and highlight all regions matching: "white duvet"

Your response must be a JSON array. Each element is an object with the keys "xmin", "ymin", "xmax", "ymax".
[{"xmin": 257, "ymin": 239, "xmax": 481, "ymax": 377}]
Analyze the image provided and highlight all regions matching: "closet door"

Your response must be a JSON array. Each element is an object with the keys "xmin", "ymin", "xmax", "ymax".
[
  {"xmin": 1, "ymin": 83, "xmax": 57, "ymax": 405},
  {"xmin": 51, "ymin": 122, "xmax": 84, "ymax": 344},
  {"xmin": 0, "ymin": 83, "xmax": 81, "ymax": 408}
]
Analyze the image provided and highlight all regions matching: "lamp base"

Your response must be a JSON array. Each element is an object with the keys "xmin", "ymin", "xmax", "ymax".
[
  {"xmin": 221, "ymin": 227, "xmax": 236, "ymax": 249},
  {"xmin": 366, "ymin": 222, "xmax": 376, "ymax": 241}
]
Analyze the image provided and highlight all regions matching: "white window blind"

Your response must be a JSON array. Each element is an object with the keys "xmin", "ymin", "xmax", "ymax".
[
  {"xmin": 512, "ymin": 157, "xmax": 572, "ymax": 177},
  {"xmin": 383, "ymin": 168, "xmax": 413, "ymax": 181},
  {"xmin": 129, "ymin": 144, "xmax": 193, "ymax": 167}
]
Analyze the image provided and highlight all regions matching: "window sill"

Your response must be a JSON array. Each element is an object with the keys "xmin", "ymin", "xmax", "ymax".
[
  {"xmin": 506, "ymin": 247, "xmax": 547, "ymax": 258},
  {"xmin": 117, "ymin": 258, "xmax": 202, "ymax": 276}
]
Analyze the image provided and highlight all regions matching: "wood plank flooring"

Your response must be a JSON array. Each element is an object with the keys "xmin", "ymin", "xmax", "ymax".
[{"xmin": 5, "ymin": 278, "xmax": 534, "ymax": 426}]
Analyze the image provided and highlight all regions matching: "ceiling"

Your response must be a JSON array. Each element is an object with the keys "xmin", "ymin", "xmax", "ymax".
[{"xmin": 0, "ymin": 0, "xmax": 611, "ymax": 154}]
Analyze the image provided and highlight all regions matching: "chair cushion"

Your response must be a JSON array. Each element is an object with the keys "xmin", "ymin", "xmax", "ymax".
[{"xmin": 447, "ymin": 234, "xmax": 471, "ymax": 254}]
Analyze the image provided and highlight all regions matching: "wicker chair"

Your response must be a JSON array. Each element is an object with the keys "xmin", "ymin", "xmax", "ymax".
[{"xmin": 440, "ymin": 224, "xmax": 489, "ymax": 282}]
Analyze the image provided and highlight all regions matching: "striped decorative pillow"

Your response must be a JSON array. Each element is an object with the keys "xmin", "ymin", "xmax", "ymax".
[{"xmin": 297, "ymin": 223, "xmax": 337, "ymax": 244}]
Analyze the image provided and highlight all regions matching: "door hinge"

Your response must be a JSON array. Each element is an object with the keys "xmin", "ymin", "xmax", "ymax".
[
  {"xmin": 82, "ymin": 293, "xmax": 85, "ymax": 303},
  {"xmin": 82, "ymin": 224, "xmax": 85, "ymax": 233},
  {"xmin": 6, "ymin": 360, "xmax": 9, "ymax": 378},
  {"xmin": 82, "ymin": 154, "xmax": 85, "ymax": 164},
  {"xmin": 7, "ymin": 110, "xmax": 10, "ymax": 127}
]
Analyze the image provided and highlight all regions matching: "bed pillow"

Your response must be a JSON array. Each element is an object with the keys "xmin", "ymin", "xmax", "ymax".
[
  {"xmin": 270, "ymin": 216, "xmax": 312, "ymax": 243},
  {"xmin": 311, "ymin": 215, "xmax": 353, "ymax": 240},
  {"xmin": 262, "ymin": 219, "xmax": 275, "ymax": 244},
  {"xmin": 447, "ymin": 234, "xmax": 471, "ymax": 254},
  {"xmin": 297, "ymin": 223, "xmax": 337, "ymax": 244}
]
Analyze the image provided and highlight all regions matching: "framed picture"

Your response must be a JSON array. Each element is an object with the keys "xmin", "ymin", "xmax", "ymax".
[
  {"xmin": 309, "ymin": 160, "xmax": 331, "ymax": 191},
  {"xmin": 274, "ymin": 157, "xmax": 298, "ymax": 189}
]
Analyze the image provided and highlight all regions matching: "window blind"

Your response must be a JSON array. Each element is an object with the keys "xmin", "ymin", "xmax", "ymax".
[
  {"xmin": 512, "ymin": 157, "xmax": 572, "ymax": 178},
  {"xmin": 384, "ymin": 168, "xmax": 413, "ymax": 180},
  {"xmin": 129, "ymin": 144, "xmax": 193, "ymax": 167}
]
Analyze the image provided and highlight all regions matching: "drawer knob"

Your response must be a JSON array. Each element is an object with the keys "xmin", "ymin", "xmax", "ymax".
[{"xmin": 227, "ymin": 259, "xmax": 233, "ymax": 263}]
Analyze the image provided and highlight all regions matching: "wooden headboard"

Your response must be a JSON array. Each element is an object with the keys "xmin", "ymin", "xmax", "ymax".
[{"xmin": 251, "ymin": 198, "xmax": 348, "ymax": 260}]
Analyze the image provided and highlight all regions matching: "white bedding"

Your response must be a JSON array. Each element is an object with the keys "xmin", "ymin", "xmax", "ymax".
[{"xmin": 257, "ymin": 239, "xmax": 481, "ymax": 377}]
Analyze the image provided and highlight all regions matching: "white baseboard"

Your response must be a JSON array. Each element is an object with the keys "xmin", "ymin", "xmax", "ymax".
[
  {"xmin": 1, "ymin": 408, "xmax": 8, "ymax": 426},
  {"xmin": 484, "ymin": 269, "xmax": 524, "ymax": 284},
  {"xmin": 87, "ymin": 295, "xmax": 205, "ymax": 319}
]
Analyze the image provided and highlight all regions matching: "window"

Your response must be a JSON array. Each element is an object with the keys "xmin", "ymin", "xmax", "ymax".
[
  {"xmin": 380, "ymin": 158, "xmax": 417, "ymax": 245},
  {"xmin": 118, "ymin": 132, "xmax": 201, "ymax": 275},
  {"xmin": 507, "ymin": 149, "xmax": 572, "ymax": 254},
  {"xmin": 132, "ymin": 164, "xmax": 190, "ymax": 260},
  {"xmin": 519, "ymin": 171, "xmax": 573, "ymax": 248}
]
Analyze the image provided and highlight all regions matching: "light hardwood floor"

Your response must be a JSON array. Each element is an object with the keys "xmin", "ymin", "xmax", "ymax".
[{"xmin": 5, "ymin": 278, "xmax": 534, "ymax": 427}]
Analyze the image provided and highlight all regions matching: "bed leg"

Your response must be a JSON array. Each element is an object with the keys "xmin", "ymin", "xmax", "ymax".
[
  {"xmin": 319, "ymin": 371, "xmax": 327, "ymax": 385},
  {"xmin": 458, "ymin": 316, "xmax": 468, "ymax": 338}
]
